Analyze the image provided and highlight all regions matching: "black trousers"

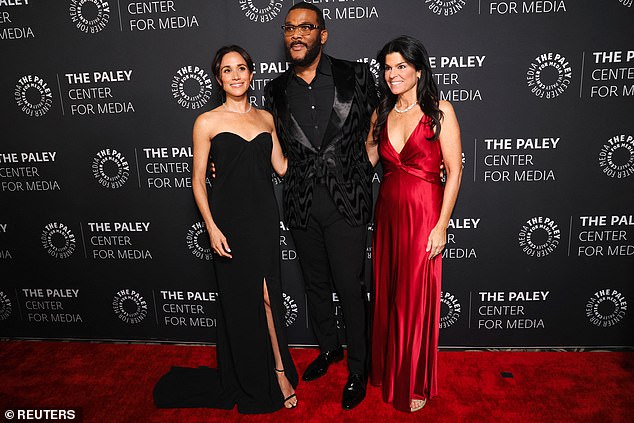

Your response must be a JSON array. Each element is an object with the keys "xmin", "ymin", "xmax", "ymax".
[{"xmin": 290, "ymin": 184, "xmax": 368, "ymax": 375}]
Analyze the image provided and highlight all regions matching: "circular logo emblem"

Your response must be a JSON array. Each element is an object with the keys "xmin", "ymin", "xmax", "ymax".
[
  {"xmin": 282, "ymin": 292, "xmax": 298, "ymax": 327},
  {"xmin": 586, "ymin": 289, "xmax": 627, "ymax": 327},
  {"xmin": 92, "ymin": 149, "xmax": 130, "ymax": 189},
  {"xmin": 69, "ymin": 0, "xmax": 111, "ymax": 33},
  {"xmin": 239, "ymin": 0, "xmax": 284, "ymax": 23},
  {"xmin": 526, "ymin": 52, "xmax": 572, "ymax": 99},
  {"xmin": 186, "ymin": 222, "xmax": 212, "ymax": 260},
  {"xmin": 598, "ymin": 134, "xmax": 634, "ymax": 179},
  {"xmin": 356, "ymin": 57, "xmax": 380, "ymax": 87},
  {"xmin": 0, "ymin": 291, "xmax": 12, "ymax": 321},
  {"xmin": 171, "ymin": 66, "xmax": 213, "ymax": 109},
  {"xmin": 440, "ymin": 291, "xmax": 461, "ymax": 329},
  {"xmin": 368, "ymin": 59, "xmax": 380, "ymax": 84},
  {"xmin": 112, "ymin": 289, "xmax": 148, "ymax": 324},
  {"xmin": 425, "ymin": 0, "xmax": 466, "ymax": 16},
  {"xmin": 41, "ymin": 222, "xmax": 76, "ymax": 259},
  {"xmin": 14, "ymin": 75, "xmax": 53, "ymax": 117},
  {"xmin": 518, "ymin": 216, "xmax": 561, "ymax": 257}
]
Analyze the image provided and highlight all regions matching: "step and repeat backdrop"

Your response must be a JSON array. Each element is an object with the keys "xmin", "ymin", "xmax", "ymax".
[{"xmin": 1, "ymin": 0, "xmax": 632, "ymax": 349}]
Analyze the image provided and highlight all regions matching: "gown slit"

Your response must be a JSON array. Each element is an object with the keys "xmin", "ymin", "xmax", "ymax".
[
  {"xmin": 262, "ymin": 277, "xmax": 296, "ymax": 407},
  {"xmin": 153, "ymin": 132, "xmax": 297, "ymax": 414}
]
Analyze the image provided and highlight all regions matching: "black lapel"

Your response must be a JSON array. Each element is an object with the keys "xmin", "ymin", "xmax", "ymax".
[{"xmin": 321, "ymin": 56, "xmax": 354, "ymax": 151}]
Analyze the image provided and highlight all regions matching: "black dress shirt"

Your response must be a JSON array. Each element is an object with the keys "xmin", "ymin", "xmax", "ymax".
[{"xmin": 286, "ymin": 56, "xmax": 335, "ymax": 149}]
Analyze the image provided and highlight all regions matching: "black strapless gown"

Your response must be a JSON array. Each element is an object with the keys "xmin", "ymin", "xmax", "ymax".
[{"xmin": 153, "ymin": 132, "xmax": 298, "ymax": 414}]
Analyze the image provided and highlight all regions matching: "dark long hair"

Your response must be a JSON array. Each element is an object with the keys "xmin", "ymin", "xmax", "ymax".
[
  {"xmin": 372, "ymin": 36, "xmax": 443, "ymax": 143},
  {"xmin": 211, "ymin": 44, "xmax": 254, "ymax": 84}
]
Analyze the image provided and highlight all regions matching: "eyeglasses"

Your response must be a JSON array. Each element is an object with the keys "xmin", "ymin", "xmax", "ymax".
[{"xmin": 281, "ymin": 24, "xmax": 321, "ymax": 35}]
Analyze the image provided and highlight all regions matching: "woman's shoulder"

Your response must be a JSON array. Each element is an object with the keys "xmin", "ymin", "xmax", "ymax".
[
  {"xmin": 195, "ymin": 107, "xmax": 219, "ymax": 121},
  {"xmin": 194, "ymin": 106, "xmax": 226, "ymax": 128},
  {"xmin": 438, "ymin": 100, "xmax": 459, "ymax": 123},
  {"xmin": 254, "ymin": 107, "xmax": 273, "ymax": 118},
  {"xmin": 253, "ymin": 108, "xmax": 275, "ymax": 127},
  {"xmin": 438, "ymin": 100, "xmax": 454, "ymax": 114}
]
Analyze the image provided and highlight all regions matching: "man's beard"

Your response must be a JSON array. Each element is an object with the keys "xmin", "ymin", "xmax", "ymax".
[{"xmin": 289, "ymin": 40, "xmax": 322, "ymax": 67}]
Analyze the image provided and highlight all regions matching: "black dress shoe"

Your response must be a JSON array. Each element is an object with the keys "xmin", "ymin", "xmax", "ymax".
[
  {"xmin": 342, "ymin": 373, "xmax": 366, "ymax": 410},
  {"xmin": 301, "ymin": 347, "xmax": 344, "ymax": 381}
]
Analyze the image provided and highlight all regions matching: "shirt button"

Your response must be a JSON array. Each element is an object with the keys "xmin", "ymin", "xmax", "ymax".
[
  {"xmin": 314, "ymin": 125, "xmax": 318, "ymax": 129},
  {"xmin": 311, "ymin": 105, "xmax": 315, "ymax": 110},
  {"xmin": 308, "ymin": 86, "xmax": 312, "ymax": 90}
]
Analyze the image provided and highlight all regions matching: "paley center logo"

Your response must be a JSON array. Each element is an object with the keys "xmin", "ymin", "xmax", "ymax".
[
  {"xmin": 92, "ymin": 149, "xmax": 130, "ymax": 189},
  {"xmin": 186, "ymin": 222, "xmax": 212, "ymax": 261},
  {"xmin": 526, "ymin": 52, "xmax": 572, "ymax": 99},
  {"xmin": 425, "ymin": 0, "xmax": 466, "ymax": 16},
  {"xmin": 598, "ymin": 134, "xmax": 634, "ymax": 179},
  {"xmin": 518, "ymin": 216, "xmax": 561, "ymax": 257},
  {"xmin": 282, "ymin": 292, "xmax": 298, "ymax": 327},
  {"xmin": 586, "ymin": 289, "xmax": 627, "ymax": 327},
  {"xmin": 41, "ymin": 222, "xmax": 76, "ymax": 259},
  {"xmin": 356, "ymin": 57, "xmax": 381, "ymax": 87},
  {"xmin": 0, "ymin": 291, "xmax": 12, "ymax": 321},
  {"xmin": 69, "ymin": 0, "xmax": 111, "ymax": 33},
  {"xmin": 238, "ymin": 0, "xmax": 284, "ymax": 23},
  {"xmin": 439, "ymin": 291, "xmax": 461, "ymax": 329},
  {"xmin": 14, "ymin": 75, "xmax": 53, "ymax": 117},
  {"xmin": 112, "ymin": 289, "xmax": 148, "ymax": 324},
  {"xmin": 171, "ymin": 66, "xmax": 213, "ymax": 109}
]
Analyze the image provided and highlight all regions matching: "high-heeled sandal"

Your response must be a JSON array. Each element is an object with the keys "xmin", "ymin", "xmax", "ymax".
[
  {"xmin": 275, "ymin": 368, "xmax": 298, "ymax": 409},
  {"xmin": 410, "ymin": 398, "xmax": 427, "ymax": 412}
]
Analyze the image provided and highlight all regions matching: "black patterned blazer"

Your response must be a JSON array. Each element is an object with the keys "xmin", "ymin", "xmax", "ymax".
[{"xmin": 264, "ymin": 55, "xmax": 378, "ymax": 229}]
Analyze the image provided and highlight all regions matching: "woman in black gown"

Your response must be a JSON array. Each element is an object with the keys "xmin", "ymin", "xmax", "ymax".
[{"xmin": 155, "ymin": 45, "xmax": 298, "ymax": 413}]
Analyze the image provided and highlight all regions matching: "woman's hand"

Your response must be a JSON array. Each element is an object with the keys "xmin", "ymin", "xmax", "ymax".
[
  {"xmin": 426, "ymin": 225, "xmax": 446, "ymax": 260},
  {"xmin": 208, "ymin": 224, "xmax": 232, "ymax": 258}
]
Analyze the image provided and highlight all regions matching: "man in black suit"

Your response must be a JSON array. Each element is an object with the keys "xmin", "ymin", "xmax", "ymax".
[{"xmin": 264, "ymin": 2, "xmax": 377, "ymax": 410}]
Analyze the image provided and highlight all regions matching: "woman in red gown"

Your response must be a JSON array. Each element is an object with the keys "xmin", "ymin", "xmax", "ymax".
[{"xmin": 366, "ymin": 36, "xmax": 463, "ymax": 413}]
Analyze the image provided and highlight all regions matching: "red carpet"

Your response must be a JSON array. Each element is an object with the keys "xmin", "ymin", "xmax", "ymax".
[{"xmin": 0, "ymin": 341, "xmax": 632, "ymax": 422}]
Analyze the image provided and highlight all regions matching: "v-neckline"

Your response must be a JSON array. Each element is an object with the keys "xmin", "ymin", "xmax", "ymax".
[{"xmin": 386, "ymin": 114, "xmax": 424, "ymax": 156}]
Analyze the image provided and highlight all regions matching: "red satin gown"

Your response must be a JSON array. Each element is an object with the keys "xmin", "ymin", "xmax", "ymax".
[{"xmin": 371, "ymin": 115, "xmax": 443, "ymax": 412}]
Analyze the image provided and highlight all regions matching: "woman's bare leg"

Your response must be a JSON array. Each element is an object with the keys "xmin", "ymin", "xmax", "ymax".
[{"xmin": 263, "ymin": 280, "xmax": 297, "ymax": 408}]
